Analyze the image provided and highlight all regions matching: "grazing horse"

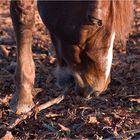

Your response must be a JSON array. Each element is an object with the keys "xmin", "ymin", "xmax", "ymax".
[{"xmin": 10, "ymin": 1, "xmax": 133, "ymax": 114}]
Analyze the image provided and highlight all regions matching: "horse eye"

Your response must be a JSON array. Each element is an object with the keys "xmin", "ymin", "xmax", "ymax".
[{"xmin": 97, "ymin": 20, "xmax": 102, "ymax": 27}]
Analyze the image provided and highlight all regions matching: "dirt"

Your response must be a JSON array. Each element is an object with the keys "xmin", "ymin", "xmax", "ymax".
[{"xmin": 0, "ymin": 1, "xmax": 140, "ymax": 139}]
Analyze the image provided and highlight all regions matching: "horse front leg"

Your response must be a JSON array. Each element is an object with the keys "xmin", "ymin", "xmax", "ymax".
[{"xmin": 10, "ymin": 0, "xmax": 35, "ymax": 114}]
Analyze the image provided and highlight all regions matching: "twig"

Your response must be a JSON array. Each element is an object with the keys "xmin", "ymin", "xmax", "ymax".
[
  {"xmin": 7, "ymin": 94, "xmax": 65, "ymax": 130},
  {"xmin": 7, "ymin": 83, "xmax": 74, "ymax": 129},
  {"xmin": 8, "ymin": 111, "xmax": 32, "ymax": 129},
  {"xmin": 104, "ymin": 128, "xmax": 140, "ymax": 140},
  {"xmin": 46, "ymin": 113, "xmax": 63, "ymax": 118},
  {"xmin": 34, "ymin": 94, "xmax": 65, "ymax": 118}
]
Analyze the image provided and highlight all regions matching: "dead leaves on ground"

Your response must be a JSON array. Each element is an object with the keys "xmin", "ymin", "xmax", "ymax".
[{"xmin": 0, "ymin": 0, "xmax": 140, "ymax": 139}]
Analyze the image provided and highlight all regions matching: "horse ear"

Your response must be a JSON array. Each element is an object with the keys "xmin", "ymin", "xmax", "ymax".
[
  {"xmin": 87, "ymin": 1, "xmax": 110, "ymax": 21},
  {"xmin": 87, "ymin": 1, "xmax": 102, "ymax": 20}
]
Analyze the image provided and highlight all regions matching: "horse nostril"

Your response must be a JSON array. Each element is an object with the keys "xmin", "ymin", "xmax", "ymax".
[
  {"xmin": 74, "ymin": 76, "xmax": 103, "ymax": 99},
  {"xmin": 75, "ymin": 84, "xmax": 102, "ymax": 100},
  {"xmin": 85, "ymin": 90, "xmax": 101, "ymax": 100},
  {"xmin": 75, "ymin": 85, "xmax": 86, "ymax": 97}
]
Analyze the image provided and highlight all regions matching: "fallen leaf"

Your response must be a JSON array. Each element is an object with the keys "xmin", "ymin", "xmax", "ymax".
[
  {"xmin": 32, "ymin": 88, "xmax": 44, "ymax": 97},
  {"xmin": 0, "ymin": 45, "xmax": 10, "ymax": 57},
  {"xmin": 1, "ymin": 131, "xmax": 14, "ymax": 140},
  {"xmin": 104, "ymin": 116, "xmax": 112, "ymax": 126},
  {"xmin": 49, "ymin": 56, "xmax": 56, "ymax": 64},
  {"xmin": 129, "ymin": 98, "xmax": 140, "ymax": 103},
  {"xmin": 88, "ymin": 116, "xmax": 98, "ymax": 124},
  {"xmin": 113, "ymin": 126, "xmax": 119, "ymax": 136}
]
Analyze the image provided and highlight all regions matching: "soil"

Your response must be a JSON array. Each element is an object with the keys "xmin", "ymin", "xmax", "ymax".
[{"xmin": 0, "ymin": 1, "xmax": 140, "ymax": 139}]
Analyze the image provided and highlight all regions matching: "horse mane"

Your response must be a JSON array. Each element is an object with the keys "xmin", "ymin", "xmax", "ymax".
[{"xmin": 109, "ymin": 0, "xmax": 133, "ymax": 43}]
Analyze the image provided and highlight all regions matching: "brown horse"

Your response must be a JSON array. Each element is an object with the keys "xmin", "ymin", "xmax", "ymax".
[{"xmin": 10, "ymin": 1, "xmax": 133, "ymax": 114}]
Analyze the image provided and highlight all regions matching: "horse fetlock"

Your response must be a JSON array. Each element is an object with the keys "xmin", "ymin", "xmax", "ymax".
[
  {"xmin": 16, "ymin": 98, "xmax": 34, "ymax": 115},
  {"xmin": 10, "ymin": 86, "xmax": 34, "ymax": 114}
]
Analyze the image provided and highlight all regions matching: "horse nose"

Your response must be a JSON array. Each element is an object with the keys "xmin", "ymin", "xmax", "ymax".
[
  {"xmin": 75, "ymin": 84, "xmax": 101, "ymax": 99},
  {"xmin": 84, "ymin": 86, "xmax": 102, "ymax": 100},
  {"xmin": 85, "ymin": 86, "xmax": 101, "ymax": 100}
]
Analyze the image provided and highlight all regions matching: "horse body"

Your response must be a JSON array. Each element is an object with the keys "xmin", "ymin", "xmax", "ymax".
[{"xmin": 10, "ymin": 1, "xmax": 133, "ymax": 114}]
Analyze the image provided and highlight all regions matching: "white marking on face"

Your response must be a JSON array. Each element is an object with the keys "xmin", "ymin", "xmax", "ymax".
[{"xmin": 105, "ymin": 32, "xmax": 115, "ymax": 82}]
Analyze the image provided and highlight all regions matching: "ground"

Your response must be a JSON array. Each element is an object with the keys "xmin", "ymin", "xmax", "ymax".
[{"xmin": 0, "ymin": 1, "xmax": 140, "ymax": 140}]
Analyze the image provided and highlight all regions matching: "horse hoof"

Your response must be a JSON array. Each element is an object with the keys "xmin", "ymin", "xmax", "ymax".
[
  {"xmin": 9, "ymin": 94, "xmax": 35, "ymax": 115},
  {"xmin": 16, "ymin": 102, "xmax": 35, "ymax": 115}
]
